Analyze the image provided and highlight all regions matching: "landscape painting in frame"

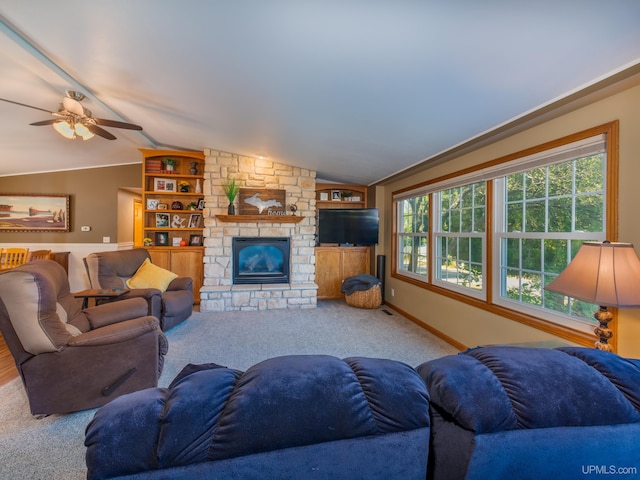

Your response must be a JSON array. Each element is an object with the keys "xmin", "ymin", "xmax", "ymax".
[{"xmin": 0, "ymin": 194, "xmax": 70, "ymax": 232}]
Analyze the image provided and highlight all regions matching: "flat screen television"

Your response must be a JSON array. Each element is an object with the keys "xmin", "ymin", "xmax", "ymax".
[{"xmin": 317, "ymin": 208, "xmax": 379, "ymax": 246}]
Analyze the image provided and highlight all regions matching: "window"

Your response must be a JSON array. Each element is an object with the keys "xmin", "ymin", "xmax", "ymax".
[
  {"xmin": 494, "ymin": 145, "xmax": 606, "ymax": 329},
  {"xmin": 397, "ymin": 195, "xmax": 429, "ymax": 280},
  {"xmin": 392, "ymin": 123, "xmax": 616, "ymax": 337},
  {"xmin": 433, "ymin": 182, "xmax": 486, "ymax": 296}
]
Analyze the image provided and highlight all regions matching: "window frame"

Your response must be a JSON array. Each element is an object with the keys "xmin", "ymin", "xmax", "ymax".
[
  {"xmin": 391, "ymin": 121, "xmax": 619, "ymax": 347},
  {"xmin": 432, "ymin": 182, "xmax": 487, "ymax": 299},
  {"xmin": 396, "ymin": 194, "xmax": 431, "ymax": 282}
]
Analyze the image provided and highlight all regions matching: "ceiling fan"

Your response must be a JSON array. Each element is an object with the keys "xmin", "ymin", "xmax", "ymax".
[{"xmin": 0, "ymin": 91, "xmax": 142, "ymax": 140}]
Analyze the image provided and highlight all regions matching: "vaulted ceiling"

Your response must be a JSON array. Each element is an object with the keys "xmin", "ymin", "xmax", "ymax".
[{"xmin": 1, "ymin": 1, "xmax": 639, "ymax": 184}]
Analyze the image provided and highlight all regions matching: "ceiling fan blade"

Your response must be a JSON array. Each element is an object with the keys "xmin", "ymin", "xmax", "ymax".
[
  {"xmin": 30, "ymin": 119, "xmax": 59, "ymax": 126},
  {"xmin": 0, "ymin": 97, "xmax": 54, "ymax": 114},
  {"xmin": 86, "ymin": 124, "xmax": 117, "ymax": 140},
  {"xmin": 93, "ymin": 118, "xmax": 143, "ymax": 130}
]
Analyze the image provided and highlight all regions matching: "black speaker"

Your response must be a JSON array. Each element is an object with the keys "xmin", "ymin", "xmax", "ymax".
[{"xmin": 376, "ymin": 254, "xmax": 386, "ymax": 304}]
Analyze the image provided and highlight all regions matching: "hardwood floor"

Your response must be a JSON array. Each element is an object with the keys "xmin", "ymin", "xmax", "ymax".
[{"xmin": 0, "ymin": 333, "xmax": 18, "ymax": 386}]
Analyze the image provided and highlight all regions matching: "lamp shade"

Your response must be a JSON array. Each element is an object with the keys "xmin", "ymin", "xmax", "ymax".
[{"xmin": 545, "ymin": 242, "xmax": 640, "ymax": 308}]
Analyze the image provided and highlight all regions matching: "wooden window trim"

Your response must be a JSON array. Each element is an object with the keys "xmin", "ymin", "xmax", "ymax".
[{"xmin": 391, "ymin": 121, "xmax": 619, "ymax": 349}]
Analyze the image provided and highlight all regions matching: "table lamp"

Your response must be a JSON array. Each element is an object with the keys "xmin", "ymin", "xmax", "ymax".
[{"xmin": 544, "ymin": 241, "xmax": 640, "ymax": 352}]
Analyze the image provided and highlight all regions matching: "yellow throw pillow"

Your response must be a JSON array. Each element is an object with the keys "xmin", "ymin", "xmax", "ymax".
[{"xmin": 126, "ymin": 258, "xmax": 178, "ymax": 292}]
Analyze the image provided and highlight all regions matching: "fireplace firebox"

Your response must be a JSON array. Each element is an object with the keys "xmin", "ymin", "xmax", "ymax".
[{"xmin": 232, "ymin": 237, "xmax": 291, "ymax": 284}]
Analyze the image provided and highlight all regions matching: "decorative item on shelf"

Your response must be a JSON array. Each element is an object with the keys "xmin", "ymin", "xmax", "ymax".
[
  {"xmin": 143, "ymin": 237, "xmax": 153, "ymax": 246},
  {"xmin": 163, "ymin": 157, "xmax": 177, "ymax": 173},
  {"xmin": 171, "ymin": 215, "xmax": 186, "ymax": 228},
  {"xmin": 157, "ymin": 203, "xmax": 168, "ymax": 210},
  {"xmin": 154, "ymin": 178, "xmax": 176, "ymax": 192},
  {"xmin": 188, "ymin": 213, "xmax": 202, "ymax": 228},
  {"xmin": 155, "ymin": 213, "xmax": 170, "ymax": 227},
  {"xmin": 189, "ymin": 161, "xmax": 198, "ymax": 175},
  {"xmin": 197, "ymin": 197, "xmax": 205, "ymax": 210},
  {"xmin": 155, "ymin": 231, "xmax": 169, "ymax": 246},
  {"xmin": 195, "ymin": 178, "xmax": 202, "ymax": 193},
  {"xmin": 544, "ymin": 241, "xmax": 640, "ymax": 352},
  {"xmin": 171, "ymin": 201, "xmax": 184, "ymax": 210},
  {"xmin": 341, "ymin": 191, "xmax": 353, "ymax": 201},
  {"xmin": 189, "ymin": 234, "xmax": 203, "ymax": 246},
  {"xmin": 145, "ymin": 158, "xmax": 162, "ymax": 173},
  {"xmin": 332, "ymin": 190, "xmax": 341, "ymax": 201},
  {"xmin": 179, "ymin": 181, "xmax": 190, "ymax": 192},
  {"xmin": 290, "ymin": 204, "xmax": 298, "ymax": 216},
  {"xmin": 223, "ymin": 178, "xmax": 240, "ymax": 215},
  {"xmin": 146, "ymin": 199, "xmax": 158, "ymax": 210},
  {"xmin": 186, "ymin": 202, "xmax": 198, "ymax": 210}
]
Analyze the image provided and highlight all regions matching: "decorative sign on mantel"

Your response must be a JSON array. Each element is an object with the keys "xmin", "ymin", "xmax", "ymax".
[{"xmin": 239, "ymin": 188, "xmax": 286, "ymax": 216}]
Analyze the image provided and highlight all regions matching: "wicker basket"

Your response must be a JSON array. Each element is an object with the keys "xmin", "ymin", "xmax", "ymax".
[{"xmin": 345, "ymin": 284, "xmax": 382, "ymax": 309}]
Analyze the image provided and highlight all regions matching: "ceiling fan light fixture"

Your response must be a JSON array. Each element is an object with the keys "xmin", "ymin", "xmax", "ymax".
[
  {"xmin": 53, "ymin": 120, "xmax": 75, "ymax": 139},
  {"xmin": 74, "ymin": 122, "xmax": 94, "ymax": 140}
]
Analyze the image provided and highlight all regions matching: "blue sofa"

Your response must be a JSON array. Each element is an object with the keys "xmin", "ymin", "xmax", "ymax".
[
  {"xmin": 85, "ymin": 355, "xmax": 431, "ymax": 480},
  {"xmin": 417, "ymin": 346, "xmax": 640, "ymax": 480},
  {"xmin": 85, "ymin": 347, "xmax": 640, "ymax": 479}
]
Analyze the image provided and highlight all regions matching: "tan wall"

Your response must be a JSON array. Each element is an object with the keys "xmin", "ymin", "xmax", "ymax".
[
  {"xmin": 379, "ymin": 83, "xmax": 640, "ymax": 358},
  {"xmin": 0, "ymin": 165, "xmax": 141, "ymax": 244}
]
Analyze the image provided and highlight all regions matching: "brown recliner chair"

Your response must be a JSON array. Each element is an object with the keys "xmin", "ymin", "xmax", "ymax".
[
  {"xmin": 84, "ymin": 248, "xmax": 193, "ymax": 331},
  {"xmin": 0, "ymin": 260, "xmax": 167, "ymax": 416}
]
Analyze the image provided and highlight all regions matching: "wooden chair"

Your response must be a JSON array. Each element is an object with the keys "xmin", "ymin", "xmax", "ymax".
[
  {"xmin": 27, "ymin": 249, "xmax": 52, "ymax": 261},
  {"xmin": 0, "ymin": 248, "xmax": 29, "ymax": 270}
]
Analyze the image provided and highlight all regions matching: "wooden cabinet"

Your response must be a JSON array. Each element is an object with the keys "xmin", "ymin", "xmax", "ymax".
[
  {"xmin": 316, "ymin": 183, "xmax": 367, "ymax": 210},
  {"xmin": 140, "ymin": 149, "xmax": 205, "ymax": 248},
  {"xmin": 145, "ymin": 246, "xmax": 204, "ymax": 304},
  {"xmin": 315, "ymin": 246, "xmax": 370, "ymax": 299}
]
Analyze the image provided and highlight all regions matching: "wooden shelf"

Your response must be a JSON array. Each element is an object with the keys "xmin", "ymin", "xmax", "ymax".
[
  {"xmin": 216, "ymin": 214, "xmax": 304, "ymax": 223},
  {"xmin": 316, "ymin": 183, "xmax": 367, "ymax": 209}
]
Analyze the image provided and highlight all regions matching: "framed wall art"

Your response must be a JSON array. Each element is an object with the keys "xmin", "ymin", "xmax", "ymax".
[{"xmin": 0, "ymin": 194, "xmax": 70, "ymax": 232}]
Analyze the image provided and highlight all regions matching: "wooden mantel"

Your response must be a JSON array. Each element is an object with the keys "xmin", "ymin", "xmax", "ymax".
[{"xmin": 215, "ymin": 214, "xmax": 304, "ymax": 223}]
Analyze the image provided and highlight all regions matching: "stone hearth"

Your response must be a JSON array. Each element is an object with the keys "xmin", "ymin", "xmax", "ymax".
[{"xmin": 199, "ymin": 149, "xmax": 317, "ymax": 311}]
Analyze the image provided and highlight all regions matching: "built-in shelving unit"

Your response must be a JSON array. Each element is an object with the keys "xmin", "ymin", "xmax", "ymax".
[
  {"xmin": 140, "ymin": 149, "xmax": 205, "ymax": 247},
  {"xmin": 140, "ymin": 148, "xmax": 205, "ymax": 303},
  {"xmin": 315, "ymin": 182, "xmax": 371, "ymax": 298}
]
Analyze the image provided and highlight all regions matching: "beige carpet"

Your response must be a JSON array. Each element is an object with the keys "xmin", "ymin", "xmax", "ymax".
[{"xmin": 0, "ymin": 300, "xmax": 458, "ymax": 479}]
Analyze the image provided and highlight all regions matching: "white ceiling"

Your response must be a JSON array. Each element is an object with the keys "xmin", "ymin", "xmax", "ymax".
[{"xmin": 1, "ymin": 1, "xmax": 640, "ymax": 185}]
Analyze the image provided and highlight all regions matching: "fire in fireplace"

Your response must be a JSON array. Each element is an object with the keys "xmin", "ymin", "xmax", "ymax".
[{"xmin": 232, "ymin": 237, "xmax": 291, "ymax": 284}]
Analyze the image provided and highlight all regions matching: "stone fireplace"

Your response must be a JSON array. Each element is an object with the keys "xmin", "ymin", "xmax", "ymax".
[{"xmin": 199, "ymin": 149, "xmax": 318, "ymax": 311}]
